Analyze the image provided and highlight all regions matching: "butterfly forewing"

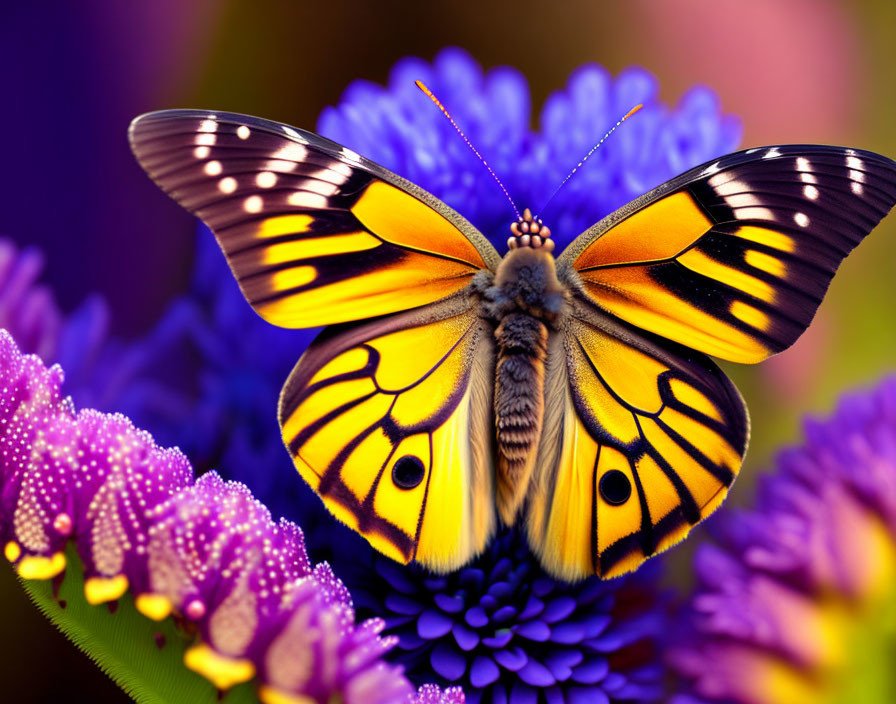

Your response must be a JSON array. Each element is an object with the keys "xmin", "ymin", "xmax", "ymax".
[
  {"xmin": 559, "ymin": 145, "xmax": 896, "ymax": 363},
  {"xmin": 129, "ymin": 110, "xmax": 500, "ymax": 328}
]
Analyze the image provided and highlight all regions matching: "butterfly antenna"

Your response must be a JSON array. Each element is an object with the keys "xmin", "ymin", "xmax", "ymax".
[
  {"xmin": 416, "ymin": 80, "xmax": 521, "ymax": 220},
  {"xmin": 539, "ymin": 103, "xmax": 643, "ymax": 214}
]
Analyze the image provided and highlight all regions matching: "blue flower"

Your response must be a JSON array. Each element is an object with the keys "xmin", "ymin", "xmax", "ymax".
[
  {"xmin": 669, "ymin": 377, "xmax": 896, "ymax": 704},
  {"xmin": 345, "ymin": 530, "xmax": 665, "ymax": 704},
  {"xmin": 319, "ymin": 47, "xmax": 741, "ymax": 251}
]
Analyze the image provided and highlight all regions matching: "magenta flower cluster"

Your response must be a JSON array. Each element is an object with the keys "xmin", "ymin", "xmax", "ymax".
[{"xmin": 0, "ymin": 329, "xmax": 460, "ymax": 704}]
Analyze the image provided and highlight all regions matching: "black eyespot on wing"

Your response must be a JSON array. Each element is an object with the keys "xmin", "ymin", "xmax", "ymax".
[
  {"xmin": 599, "ymin": 469, "xmax": 632, "ymax": 506},
  {"xmin": 392, "ymin": 456, "xmax": 426, "ymax": 490}
]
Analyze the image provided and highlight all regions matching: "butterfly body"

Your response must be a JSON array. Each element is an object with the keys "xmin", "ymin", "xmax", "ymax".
[
  {"xmin": 129, "ymin": 109, "xmax": 896, "ymax": 581},
  {"xmin": 482, "ymin": 245, "xmax": 567, "ymax": 524}
]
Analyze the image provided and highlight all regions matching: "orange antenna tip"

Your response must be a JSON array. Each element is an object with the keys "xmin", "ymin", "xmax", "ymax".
[
  {"xmin": 539, "ymin": 102, "xmax": 644, "ymax": 214},
  {"xmin": 415, "ymin": 79, "xmax": 521, "ymax": 219},
  {"xmin": 623, "ymin": 104, "xmax": 643, "ymax": 120}
]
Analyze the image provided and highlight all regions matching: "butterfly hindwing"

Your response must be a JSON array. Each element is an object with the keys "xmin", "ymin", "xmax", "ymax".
[
  {"xmin": 278, "ymin": 293, "xmax": 497, "ymax": 572},
  {"xmin": 558, "ymin": 145, "xmax": 896, "ymax": 363},
  {"xmin": 527, "ymin": 295, "xmax": 748, "ymax": 580},
  {"xmin": 129, "ymin": 109, "xmax": 500, "ymax": 328}
]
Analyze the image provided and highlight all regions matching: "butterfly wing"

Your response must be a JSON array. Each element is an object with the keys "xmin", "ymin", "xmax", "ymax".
[
  {"xmin": 129, "ymin": 109, "xmax": 501, "ymax": 327},
  {"xmin": 558, "ymin": 145, "xmax": 896, "ymax": 363},
  {"xmin": 130, "ymin": 110, "xmax": 502, "ymax": 570},
  {"xmin": 527, "ymin": 298, "xmax": 748, "ymax": 580},
  {"xmin": 278, "ymin": 293, "xmax": 496, "ymax": 571}
]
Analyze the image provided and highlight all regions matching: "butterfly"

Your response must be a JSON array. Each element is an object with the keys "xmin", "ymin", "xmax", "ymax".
[{"xmin": 129, "ymin": 107, "xmax": 896, "ymax": 581}]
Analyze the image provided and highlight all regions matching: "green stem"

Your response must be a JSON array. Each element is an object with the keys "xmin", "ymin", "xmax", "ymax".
[{"xmin": 18, "ymin": 544, "xmax": 258, "ymax": 704}]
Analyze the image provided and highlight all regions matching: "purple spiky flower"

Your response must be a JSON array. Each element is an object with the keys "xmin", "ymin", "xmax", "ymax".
[
  {"xmin": 670, "ymin": 377, "xmax": 896, "ymax": 704},
  {"xmin": 0, "ymin": 329, "xmax": 422, "ymax": 703}
]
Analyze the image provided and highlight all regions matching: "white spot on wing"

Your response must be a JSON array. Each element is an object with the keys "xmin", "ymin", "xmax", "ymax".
[
  {"xmin": 331, "ymin": 162, "xmax": 352, "ymax": 178},
  {"xmin": 796, "ymin": 158, "xmax": 818, "ymax": 183},
  {"xmin": 712, "ymin": 179, "xmax": 749, "ymax": 196},
  {"xmin": 237, "ymin": 125, "xmax": 250, "ymax": 140},
  {"xmin": 204, "ymin": 161, "xmax": 223, "ymax": 176},
  {"xmin": 725, "ymin": 193, "xmax": 763, "ymax": 208},
  {"xmin": 341, "ymin": 147, "xmax": 362, "ymax": 163},
  {"xmin": 265, "ymin": 159, "xmax": 297, "ymax": 172},
  {"xmin": 282, "ymin": 125, "xmax": 308, "ymax": 143},
  {"xmin": 849, "ymin": 166, "xmax": 866, "ymax": 195},
  {"xmin": 708, "ymin": 172, "xmax": 736, "ymax": 188},
  {"xmin": 295, "ymin": 180, "xmax": 339, "ymax": 197},
  {"xmin": 803, "ymin": 185, "xmax": 819, "ymax": 200},
  {"xmin": 763, "ymin": 147, "xmax": 783, "ymax": 160},
  {"xmin": 196, "ymin": 133, "xmax": 216, "ymax": 146},
  {"xmin": 312, "ymin": 167, "xmax": 350, "ymax": 186},
  {"xmin": 735, "ymin": 207, "xmax": 776, "ymax": 221},
  {"xmin": 219, "ymin": 177, "xmax": 237, "ymax": 194},
  {"xmin": 244, "ymin": 195, "xmax": 263, "ymax": 213},
  {"xmin": 273, "ymin": 143, "xmax": 308, "ymax": 163},
  {"xmin": 287, "ymin": 191, "xmax": 328, "ymax": 208},
  {"xmin": 794, "ymin": 212, "xmax": 810, "ymax": 227},
  {"xmin": 193, "ymin": 146, "xmax": 210, "ymax": 159},
  {"xmin": 710, "ymin": 178, "xmax": 767, "ymax": 210},
  {"xmin": 198, "ymin": 119, "xmax": 217, "ymax": 133},
  {"xmin": 847, "ymin": 156, "xmax": 863, "ymax": 169},
  {"xmin": 701, "ymin": 161, "xmax": 722, "ymax": 176},
  {"xmin": 256, "ymin": 172, "xmax": 277, "ymax": 188}
]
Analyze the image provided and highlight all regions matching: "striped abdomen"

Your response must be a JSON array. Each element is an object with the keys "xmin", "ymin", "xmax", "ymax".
[{"xmin": 494, "ymin": 312, "xmax": 549, "ymax": 524}]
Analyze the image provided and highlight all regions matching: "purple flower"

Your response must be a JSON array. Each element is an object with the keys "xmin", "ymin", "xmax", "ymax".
[
  {"xmin": 670, "ymin": 377, "xmax": 896, "ymax": 704},
  {"xmin": 347, "ymin": 531, "xmax": 665, "ymax": 704},
  {"xmin": 0, "ymin": 329, "xmax": 417, "ymax": 703},
  {"xmin": 319, "ymin": 47, "xmax": 741, "ymax": 251}
]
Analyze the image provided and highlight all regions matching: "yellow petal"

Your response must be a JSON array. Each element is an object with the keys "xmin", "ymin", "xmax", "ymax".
[{"xmin": 184, "ymin": 643, "xmax": 255, "ymax": 690}]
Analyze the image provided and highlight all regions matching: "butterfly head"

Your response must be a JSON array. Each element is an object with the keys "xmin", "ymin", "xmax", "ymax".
[{"xmin": 508, "ymin": 208, "xmax": 554, "ymax": 252}]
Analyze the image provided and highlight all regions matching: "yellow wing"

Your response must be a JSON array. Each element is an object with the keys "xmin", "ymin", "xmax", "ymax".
[
  {"xmin": 129, "ymin": 110, "xmax": 500, "ymax": 328},
  {"xmin": 558, "ymin": 145, "xmax": 896, "ymax": 363},
  {"xmin": 526, "ymin": 299, "xmax": 748, "ymax": 580},
  {"xmin": 278, "ymin": 293, "xmax": 496, "ymax": 572}
]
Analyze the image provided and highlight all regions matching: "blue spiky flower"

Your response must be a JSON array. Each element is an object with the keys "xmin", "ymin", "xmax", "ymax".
[
  {"xmin": 319, "ymin": 47, "xmax": 741, "ymax": 251},
  {"xmin": 345, "ymin": 530, "xmax": 664, "ymax": 704}
]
